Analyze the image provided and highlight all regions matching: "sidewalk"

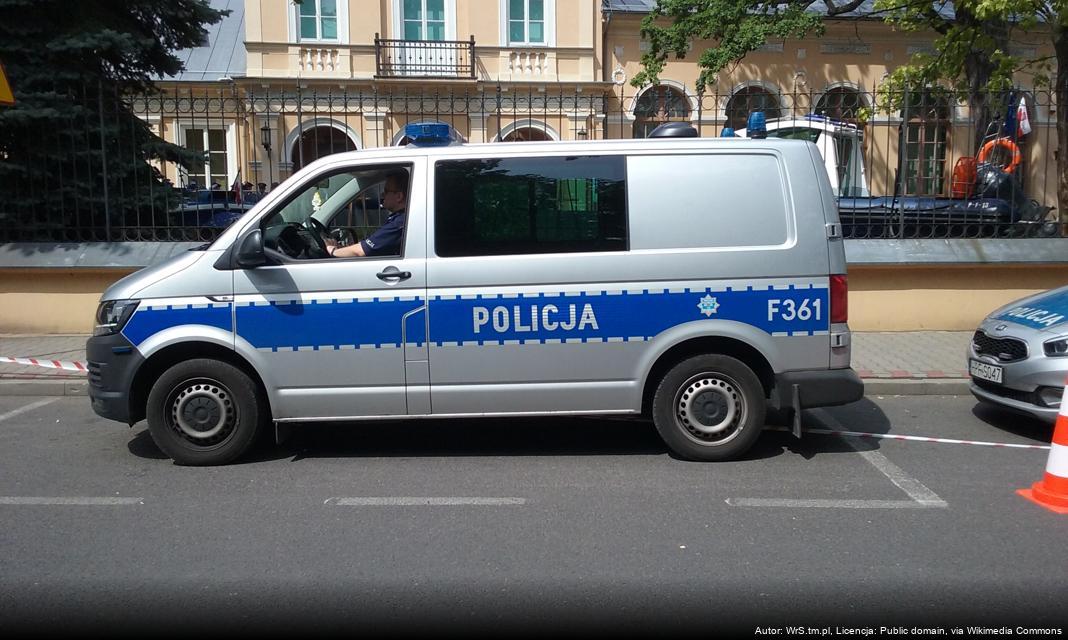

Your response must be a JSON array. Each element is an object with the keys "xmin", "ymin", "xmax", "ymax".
[{"xmin": 0, "ymin": 331, "xmax": 975, "ymax": 397}]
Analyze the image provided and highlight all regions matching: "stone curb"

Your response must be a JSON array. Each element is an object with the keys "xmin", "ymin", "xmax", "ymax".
[
  {"xmin": 0, "ymin": 380, "xmax": 88, "ymax": 396},
  {"xmin": 862, "ymin": 378, "xmax": 972, "ymax": 396},
  {"xmin": 0, "ymin": 378, "xmax": 972, "ymax": 398}
]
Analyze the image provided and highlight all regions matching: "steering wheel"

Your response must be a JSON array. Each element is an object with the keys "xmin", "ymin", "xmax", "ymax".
[
  {"xmin": 302, "ymin": 218, "xmax": 330, "ymax": 258},
  {"xmin": 331, "ymin": 227, "xmax": 359, "ymax": 247}
]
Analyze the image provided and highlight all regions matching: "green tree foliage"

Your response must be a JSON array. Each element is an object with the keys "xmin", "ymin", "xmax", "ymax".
[
  {"xmin": 0, "ymin": 0, "xmax": 226, "ymax": 240},
  {"xmin": 631, "ymin": 0, "xmax": 869, "ymax": 90},
  {"xmin": 874, "ymin": 1, "xmax": 1039, "ymax": 147}
]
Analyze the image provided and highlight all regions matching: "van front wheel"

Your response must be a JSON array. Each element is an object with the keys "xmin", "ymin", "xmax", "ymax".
[
  {"xmin": 146, "ymin": 359, "xmax": 264, "ymax": 466},
  {"xmin": 652, "ymin": 355, "xmax": 766, "ymax": 461}
]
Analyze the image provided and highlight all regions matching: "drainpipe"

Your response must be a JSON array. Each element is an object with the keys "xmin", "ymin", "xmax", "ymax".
[{"xmin": 601, "ymin": 5, "xmax": 612, "ymax": 83}]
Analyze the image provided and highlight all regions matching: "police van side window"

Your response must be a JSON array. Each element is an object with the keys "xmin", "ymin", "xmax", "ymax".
[{"xmin": 434, "ymin": 156, "xmax": 627, "ymax": 257}]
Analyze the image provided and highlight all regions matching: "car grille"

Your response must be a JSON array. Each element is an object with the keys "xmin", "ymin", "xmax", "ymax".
[
  {"xmin": 87, "ymin": 361, "xmax": 103, "ymax": 388},
  {"xmin": 972, "ymin": 331, "xmax": 1028, "ymax": 363}
]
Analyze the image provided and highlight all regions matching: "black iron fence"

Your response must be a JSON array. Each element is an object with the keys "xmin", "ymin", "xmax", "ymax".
[{"xmin": 0, "ymin": 82, "xmax": 1060, "ymax": 243}]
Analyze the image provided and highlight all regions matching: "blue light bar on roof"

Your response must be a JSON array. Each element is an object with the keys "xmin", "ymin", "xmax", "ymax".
[
  {"xmin": 404, "ymin": 122, "xmax": 458, "ymax": 146},
  {"xmin": 746, "ymin": 112, "xmax": 767, "ymax": 139}
]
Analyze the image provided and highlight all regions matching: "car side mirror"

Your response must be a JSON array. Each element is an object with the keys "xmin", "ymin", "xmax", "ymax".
[{"xmin": 235, "ymin": 228, "xmax": 266, "ymax": 268}]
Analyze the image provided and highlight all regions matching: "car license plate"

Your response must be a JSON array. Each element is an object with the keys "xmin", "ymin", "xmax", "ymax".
[{"xmin": 970, "ymin": 359, "xmax": 1003, "ymax": 384}]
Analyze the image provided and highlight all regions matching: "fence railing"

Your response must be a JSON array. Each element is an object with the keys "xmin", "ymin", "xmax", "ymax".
[{"xmin": 0, "ymin": 82, "xmax": 1060, "ymax": 243}]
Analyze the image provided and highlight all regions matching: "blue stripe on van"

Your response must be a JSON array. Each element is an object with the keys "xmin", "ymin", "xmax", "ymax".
[
  {"xmin": 235, "ymin": 297, "xmax": 425, "ymax": 350},
  {"xmin": 124, "ymin": 286, "xmax": 826, "ymax": 351},
  {"xmin": 122, "ymin": 303, "xmax": 233, "ymax": 346}
]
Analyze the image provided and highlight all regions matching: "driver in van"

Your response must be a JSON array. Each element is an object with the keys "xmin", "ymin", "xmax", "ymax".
[{"xmin": 326, "ymin": 170, "xmax": 408, "ymax": 258}]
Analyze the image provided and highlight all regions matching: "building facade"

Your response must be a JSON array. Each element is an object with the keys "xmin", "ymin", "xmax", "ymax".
[
  {"xmin": 146, "ymin": 0, "xmax": 1056, "ymax": 208},
  {"xmin": 149, "ymin": 0, "xmax": 609, "ymax": 192}
]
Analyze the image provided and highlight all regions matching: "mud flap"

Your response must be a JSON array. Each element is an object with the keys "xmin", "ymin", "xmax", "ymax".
[
  {"xmin": 791, "ymin": 384, "xmax": 802, "ymax": 439},
  {"xmin": 274, "ymin": 421, "xmax": 292, "ymax": 446}
]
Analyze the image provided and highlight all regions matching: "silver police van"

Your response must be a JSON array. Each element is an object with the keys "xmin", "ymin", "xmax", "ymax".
[{"xmin": 88, "ymin": 123, "xmax": 863, "ymax": 465}]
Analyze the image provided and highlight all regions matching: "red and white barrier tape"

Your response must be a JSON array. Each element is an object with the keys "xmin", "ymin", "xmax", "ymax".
[
  {"xmin": 770, "ymin": 426, "xmax": 1050, "ymax": 450},
  {"xmin": 1, "ymin": 357, "xmax": 87, "ymax": 372}
]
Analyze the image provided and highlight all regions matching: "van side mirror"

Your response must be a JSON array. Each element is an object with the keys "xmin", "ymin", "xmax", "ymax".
[{"xmin": 235, "ymin": 228, "xmax": 266, "ymax": 268}]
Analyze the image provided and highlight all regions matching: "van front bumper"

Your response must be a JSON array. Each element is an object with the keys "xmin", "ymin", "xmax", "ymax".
[
  {"xmin": 773, "ymin": 368, "xmax": 864, "ymax": 409},
  {"xmin": 86, "ymin": 333, "xmax": 144, "ymax": 425}
]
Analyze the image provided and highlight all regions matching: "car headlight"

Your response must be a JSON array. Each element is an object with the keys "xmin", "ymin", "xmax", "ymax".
[
  {"xmin": 94, "ymin": 299, "xmax": 140, "ymax": 337},
  {"xmin": 1043, "ymin": 336, "xmax": 1068, "ymax": 357}
]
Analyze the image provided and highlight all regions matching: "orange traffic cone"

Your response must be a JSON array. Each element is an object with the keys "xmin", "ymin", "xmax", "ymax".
[{"xmin": 1017, "ymin": 382, "xmax": 1068, "ymax": 514}]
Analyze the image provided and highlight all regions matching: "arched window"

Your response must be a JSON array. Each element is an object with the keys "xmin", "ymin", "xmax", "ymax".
[
  {"xmin": 502, "ymin": 126, "xmax": 553, "ymax": 142},
  {"xmin": 633, "ymin": 85, "xmax": 690, "ymax": 138},
  {"xmin": 725, "ymin": 85, "xmax": 782, "ymax": 130},
  {"xmin": 495, "ymin": 119, "xmax": 558, "ymax": 142},
  {"xmin": 815, "ymin": 86, "xmax": 867, "ymax": 125},
  {"xmin": 290, "ymin": 125, "xmax": 358, "ymax": 171},
  {"xmin": 901, "ymin": 91, "xmax": 951, "ymax": 196}
]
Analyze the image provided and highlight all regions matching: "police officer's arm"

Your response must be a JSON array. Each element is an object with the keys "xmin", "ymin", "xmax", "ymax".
[{"xmin": 327, "ymin": 240, "xmax": 366, "ymax": 258}]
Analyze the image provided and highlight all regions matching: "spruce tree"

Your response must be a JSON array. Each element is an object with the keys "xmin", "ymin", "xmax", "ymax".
[{"xmin": 0, "ymin": 0, "xmax": 226, "ymax": 241}]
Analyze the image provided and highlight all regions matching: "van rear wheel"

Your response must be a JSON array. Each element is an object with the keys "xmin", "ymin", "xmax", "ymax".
[
  {"xmin": 652, "ymin": 354, "xmax": 765, "ymax": 461},
  {"xmin": 146, "ymin": 358, "xmax": 264, "ymax": 466}
]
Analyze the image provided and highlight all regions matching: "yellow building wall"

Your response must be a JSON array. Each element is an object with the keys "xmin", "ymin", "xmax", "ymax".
[
  {"xmin": 850, "ymin": 264, "xmax": 1068, "ymax": 331},
  {"xmin": 247, "ymin": 0, "xmax": 599, "ymax": 82},
  {"xmin": 0, "ymin": 269, "xmax": 137, "ymax": 335}
]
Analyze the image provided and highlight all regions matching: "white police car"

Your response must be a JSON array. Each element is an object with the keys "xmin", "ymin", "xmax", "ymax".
[{"xmin": 970, "ymin": 285, "xmax": 1068, "ymax": 422}]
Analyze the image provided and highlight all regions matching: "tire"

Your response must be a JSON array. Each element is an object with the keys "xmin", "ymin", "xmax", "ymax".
[
  {"xmin": 651, "ymin": 354, "xmax": 766, "ymax": 462},
  {"xmin": 146, "ymin": 358, "xmax": 265, "ymax": 466}
]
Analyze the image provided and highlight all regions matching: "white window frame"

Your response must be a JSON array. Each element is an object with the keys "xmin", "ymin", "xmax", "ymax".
[
  {"xmin": 500, "ymin": 0, "xmax": 555, "ymax": 47},
  {"xmin": 176, "ymin": 122, "xmax": 238, "ymax": 188},
  {"xmin": 392, "ymin": 0, "xmax": 457, "ymax": 41},
  {"xmin": 289, "ymin": 0, "xmax": 348, "ymax": 44}
]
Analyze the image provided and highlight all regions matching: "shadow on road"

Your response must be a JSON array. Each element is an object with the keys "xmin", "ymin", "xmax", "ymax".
[
  {"xmin": 125, "ymin": 397, "xmax": 896, "ymax": 465},
  {"xmin": 121, "ymin": 395, "xmax": 901, "ymax": 465},
  {"xmin": 971, "ymin": 402, "xmax": 1053, "ymax": 443}
]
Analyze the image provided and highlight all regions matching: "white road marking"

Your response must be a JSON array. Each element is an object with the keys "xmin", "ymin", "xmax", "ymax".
[
  {"xmin": 325, "ymin": 497, "xmax": 526, "ymax": 506},
  {"xmin": 729, "ymin": 409, "xmax": 948, "ymax": 509},
  {"xmin": 811, "ymin": 408, "xmax": 948, "ymax": 508},
  {"xmin": 0, "ymin": 497, "xmax": 143, "ymax": 506},
  {"xmin": 0, "ymin": 398, "xmax": 58, "ymax": 423},
  {"xmin": 726, "ymin": 498, "xmax": 933, "ymax": 509},
  {"xmin": 766, "ymin": 425, "xmax": 1050, "ymax": 450}
]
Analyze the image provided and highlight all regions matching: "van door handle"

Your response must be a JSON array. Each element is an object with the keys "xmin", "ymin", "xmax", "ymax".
[{"xmin": 376, "ymin": 268, "xmax": 412, "ymax": 281}]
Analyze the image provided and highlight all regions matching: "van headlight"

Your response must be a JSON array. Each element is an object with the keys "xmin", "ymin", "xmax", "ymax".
[
  {"xmin": 94, "ymin": 299, "xmax": 140, "ymax": 336},
  {"xmin": 1043, "ymin": 337, "xmax": 1068, "ymax": 357}
]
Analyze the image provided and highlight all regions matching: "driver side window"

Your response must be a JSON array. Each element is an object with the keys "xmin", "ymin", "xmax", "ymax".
[
  {"xmin": 260, "ymin": 164, "xmax": 411, "ymax": 260},
  {"xmin": 323, "ymin": 182, "xmax": 387, "ymax": 238}
]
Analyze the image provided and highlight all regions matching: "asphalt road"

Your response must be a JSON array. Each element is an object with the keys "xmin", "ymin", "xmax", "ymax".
[{"xmin": 0, "ymin": 394, "xmax": 1065, "ymax": 637}]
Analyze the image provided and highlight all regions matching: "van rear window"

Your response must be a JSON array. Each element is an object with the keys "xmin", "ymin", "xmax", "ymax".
[{"xmin": 434, "ymin": 156, "xmax": 627, "ymax": 257}]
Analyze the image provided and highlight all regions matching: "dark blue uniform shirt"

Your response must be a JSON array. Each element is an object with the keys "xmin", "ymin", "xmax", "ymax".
[{"xmin": 360, "ymin": 210, "xmax": 405, "ymax": 256}]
